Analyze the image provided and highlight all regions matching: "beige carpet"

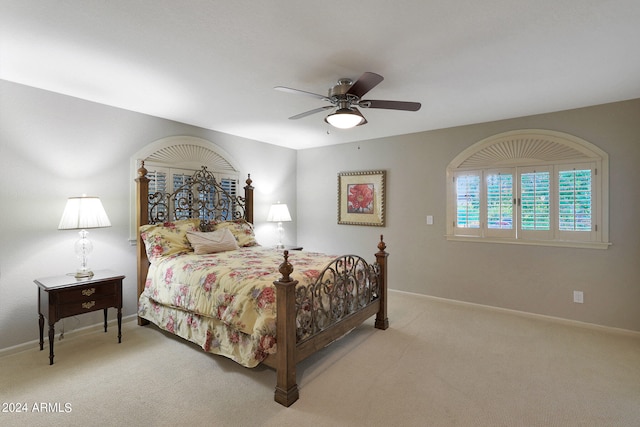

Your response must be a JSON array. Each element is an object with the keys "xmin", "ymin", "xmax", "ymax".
[{"xmin": 1, "ymin": 291, "xmax": 639, "ymax": 427}]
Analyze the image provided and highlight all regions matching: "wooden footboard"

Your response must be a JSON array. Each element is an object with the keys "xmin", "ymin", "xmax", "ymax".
[{"xmin": 267, "ymin": 236, "xmax": 389, "ymax": 407}]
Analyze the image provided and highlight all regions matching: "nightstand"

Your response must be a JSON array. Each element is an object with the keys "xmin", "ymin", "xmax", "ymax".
[
  {"xmin": 35, "ymin": 270, "xmax": 124, "ymax": 365},
  {"xmin": 280, "ymin": 245, "xmax": 303, "ymax": 251}
]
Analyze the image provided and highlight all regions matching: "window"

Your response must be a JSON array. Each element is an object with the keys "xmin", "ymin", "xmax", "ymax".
[{"xmin": 447, "ymin": 130, "xmax": 609, "ymax": 249}]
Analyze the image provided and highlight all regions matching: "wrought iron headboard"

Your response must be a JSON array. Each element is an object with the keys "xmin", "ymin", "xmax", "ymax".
[
  {"xmin": 136, "ymin": 162, "xmax": 254, "ymax": 227},
  {"xmin": 146, "ymin": 166, "xmax": 248, "ymax": 225}
]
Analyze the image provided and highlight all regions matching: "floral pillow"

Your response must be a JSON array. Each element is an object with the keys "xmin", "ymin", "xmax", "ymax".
[
  {"xmin": 215, "ymin": 219, "xmax": 259, "ymax": 247},
  {"xmin": 140, "ymin": 218, "xmax": 200, "ymax": 262}
]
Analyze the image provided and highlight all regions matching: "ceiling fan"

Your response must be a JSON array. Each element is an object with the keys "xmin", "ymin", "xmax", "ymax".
[{"xmin": 275, "ymin": 72, "xmax": 421, "ymax": 129}]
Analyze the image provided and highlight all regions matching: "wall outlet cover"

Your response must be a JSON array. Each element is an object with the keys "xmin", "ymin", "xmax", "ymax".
[{"xmin": 573, "ymin": 290, "xmax": 584, "ymax": 303}]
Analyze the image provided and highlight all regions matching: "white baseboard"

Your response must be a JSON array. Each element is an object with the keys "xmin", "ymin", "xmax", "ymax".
[
  {"xmin": 389, "ymin": 289, "xmax": 640, "ymax": 338},
  {"xmin": 0, "ymin": 314, "xmax": 138, "ymax": 359}
]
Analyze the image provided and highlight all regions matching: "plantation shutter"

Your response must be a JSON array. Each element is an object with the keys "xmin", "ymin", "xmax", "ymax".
[
  {"xmin": 558, "ymin": 168, "xmax": 591, "ymax": 231},
  {"xmin": 454, "ymin": 171, "xmax": 481, "ymax": 236},
  {"xmin": 148, "ymin": 170, "xmax": 167, "ymax": 194},
  {"xmin": 557, "ymin": 163, "xmax": 595, "ymax": 242},
  {"xmin": 519, "ymin": 167, "xmax": 552, "ymax": 240},
  {"xmin": 219, "ymin": 177, "xmax": 238, "ymax": 221},
  {"xmin": 485, "ymin": 169, "xmax": 514, "ymax": 238}
]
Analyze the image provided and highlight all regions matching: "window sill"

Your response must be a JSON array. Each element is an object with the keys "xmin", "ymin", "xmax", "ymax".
[{"xmin": 445, "ymin": 235, "xmax": 611, "ymax": 250}]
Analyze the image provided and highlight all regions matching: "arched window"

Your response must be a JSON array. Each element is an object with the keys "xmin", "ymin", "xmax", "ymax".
[
  {"xmin": 129, "ymin": 136, "xmax": 240, "ymax": 241},
  {"xmin": 446, "ymin": 130, "xmax": 610, "ymax": 249}
]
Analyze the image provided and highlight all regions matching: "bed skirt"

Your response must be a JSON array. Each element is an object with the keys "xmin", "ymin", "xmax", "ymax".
[{"xmin": 138, "ymin": 295, "xmax": 275, "ymax": 368}]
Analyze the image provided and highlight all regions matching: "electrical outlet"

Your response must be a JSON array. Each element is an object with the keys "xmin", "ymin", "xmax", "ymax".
[
  {"xmin": 573, "ymin": 290, "xmax": 584, "ymax": 304},
  {"xmin": 426, "ymin": 215, "xmax": 433, "ymax": 225}
]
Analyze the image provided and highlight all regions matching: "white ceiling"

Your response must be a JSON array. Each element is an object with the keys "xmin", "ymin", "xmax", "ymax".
[{"xmin": 2, "ymin": 1, "xmax": 639, "ymax": 150}]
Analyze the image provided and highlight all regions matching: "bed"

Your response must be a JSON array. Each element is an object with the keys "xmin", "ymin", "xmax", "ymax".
[{"xmin": 135, "ymin": 163, "xmax": 388, "ymax": 406}]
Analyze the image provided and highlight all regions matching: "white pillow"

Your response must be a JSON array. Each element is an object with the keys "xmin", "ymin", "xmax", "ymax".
[{"xmin": 186, "ymin": 228, "xmax": 239, "ymax": 254}]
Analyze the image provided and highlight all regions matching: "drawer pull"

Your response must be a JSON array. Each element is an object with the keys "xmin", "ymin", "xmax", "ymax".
[
  {"xmin": 82, "ymin": 301, "xmax": 96, "ymax": 310},
  {"xmin": 82, "ymin": 288, "xmax": 96, "ymax": 297}
]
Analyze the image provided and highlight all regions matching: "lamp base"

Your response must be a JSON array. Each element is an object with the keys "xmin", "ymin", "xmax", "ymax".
[
  {"xmin": 75, "ymin": 268, "xmax": 94, "ymax": 279},
  {"xmin": 275, "ymin": 221, "xmax": 285, "ymax": 250},
  {"xmin": 74, "ymin": 230, "xmax": 94, "ymax": 279}
]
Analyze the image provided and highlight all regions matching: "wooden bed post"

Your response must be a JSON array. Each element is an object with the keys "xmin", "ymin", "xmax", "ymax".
[
  {"xmin": 244, "ymin": 174, "xmax": 254, "ymax": 224},
  {"xmin": 374, "ymin": 235, "xmax": 389, "ymax": 330},
  {"xmin": 135, "ymin": 161, "xmax": 150, "ymax": 326},
  {"xmin": 272, "ymin": 251, "xmax": 299, "ymax": 407}
]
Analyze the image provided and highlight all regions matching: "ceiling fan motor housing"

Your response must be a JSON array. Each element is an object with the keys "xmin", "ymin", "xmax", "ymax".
[{"xmin": 329, "ymin": 79, "xmax": 357, "ymax": 108}]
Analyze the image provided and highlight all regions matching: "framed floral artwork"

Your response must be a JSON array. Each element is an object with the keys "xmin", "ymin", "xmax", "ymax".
[{"xmin": 338, "ymin": 170, "xmax": 386, "ymax": 226}]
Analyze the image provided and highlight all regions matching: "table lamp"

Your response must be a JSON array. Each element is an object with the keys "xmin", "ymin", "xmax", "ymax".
[
  {"xmin": 58, "ymin": 196, "xmax": 111, "ymax": 278},
  {"xmin": 267, "ymin": 202, "xmax": 291, "ymax": 249}
]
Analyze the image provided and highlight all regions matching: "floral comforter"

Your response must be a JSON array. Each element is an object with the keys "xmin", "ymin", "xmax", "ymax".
[{"xmin": 138, "ymin": 246, "xmax": 337, "ymax": 367}]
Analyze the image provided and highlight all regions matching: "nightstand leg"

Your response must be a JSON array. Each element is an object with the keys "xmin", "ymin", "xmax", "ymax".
[
  {"xmin": 39, "ymin": 314, "xmax": 44, "ymax": 350},
  {"xmin": 103, "ymin": 308, "xmax": 108, "ymax": 332},
  {"xmin": 48, "ymin": 323, "xmax": 55, "ymax": 365},
  {"xmin": 117, "ymin": 308, "xmax": 122, "ymax": 343}
]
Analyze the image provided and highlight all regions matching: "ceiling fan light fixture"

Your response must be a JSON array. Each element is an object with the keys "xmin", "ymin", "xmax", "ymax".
[
  {"xmin": 279, "ymin": 72, "xmax": 419, "ymax": 127},
  {"xmin": 325, "ymin": 108, "xmax": 364, "ymax": 129}
]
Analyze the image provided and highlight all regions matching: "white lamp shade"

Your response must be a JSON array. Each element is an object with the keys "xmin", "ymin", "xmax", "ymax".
[
  {"xmin": 267, "ymin": 203, "xmax": 292, "ymax": 222},
  {"xmin": 58, "ymin": 196, "xmax": 112, "ymax": 230},
  {"xmin": 325, "ymin": 108, "xmax": 364, "ymax": 129}
]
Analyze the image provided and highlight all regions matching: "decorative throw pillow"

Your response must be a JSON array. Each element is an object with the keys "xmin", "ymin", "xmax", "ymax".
[
  {"xmin": 199, "ymin": 220, "xmax": 218, "ymax": 232},
  {"xmin": 215, "ymin": 219, "xmax": 259, "ymax": 247},
  {"xmin": 140, "ymin": 218, "xmax": 200, "ymax": 262},
  {"xmin": 186, "ymin": 229, "xmax": 239, "ymax": 254}
]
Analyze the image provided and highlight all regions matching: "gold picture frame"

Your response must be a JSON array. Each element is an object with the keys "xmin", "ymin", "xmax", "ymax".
[{"xmin": 338, "ymin": 170, "xmax": 386, "ymax": 226}]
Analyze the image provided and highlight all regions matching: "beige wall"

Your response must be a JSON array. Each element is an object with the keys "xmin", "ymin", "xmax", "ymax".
[{"xmin": 297, "ymin": 99, "xmax": 640, "ymax": 331}]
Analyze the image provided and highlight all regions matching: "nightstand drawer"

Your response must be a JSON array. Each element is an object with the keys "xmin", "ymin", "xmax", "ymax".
[
  {"xmin": 57, "ymin": 281, "xmax": 117, "ymax": 303},
  {"xmin": 58, "ymin": 294, "xmax": 117, "ymax": 318}
]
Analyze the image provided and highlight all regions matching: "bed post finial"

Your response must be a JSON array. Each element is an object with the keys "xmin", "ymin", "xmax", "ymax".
[
  {"xmin": 377, "ymin": 234, "xmax": 386, "ymax": 253},
  {"xmin": 246, "ymin": 173, "xmax": 253, "ymax": 188},
  {"xmin": 138, "ymin": 160, "xmax": 148, "ymax": 178},
  {"xmin": 278, "ymin": 250, "xmax": 294, "ymax": 282}
]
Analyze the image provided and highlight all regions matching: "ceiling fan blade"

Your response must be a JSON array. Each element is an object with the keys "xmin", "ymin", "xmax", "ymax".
[
  {"xmin": 274, "ymin": 86, "xmax": 330, "ymax": 102},
  {"xmin": 360, "ymin": 100, "xmax": 421, "ymax": 111},
  {"xmin": 346, "ymin": 72, "xmax": 384, "ymax": 98},
  {"xmin": 288, "ymin": 105, "xmax": 334, "ymax": 120}
]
